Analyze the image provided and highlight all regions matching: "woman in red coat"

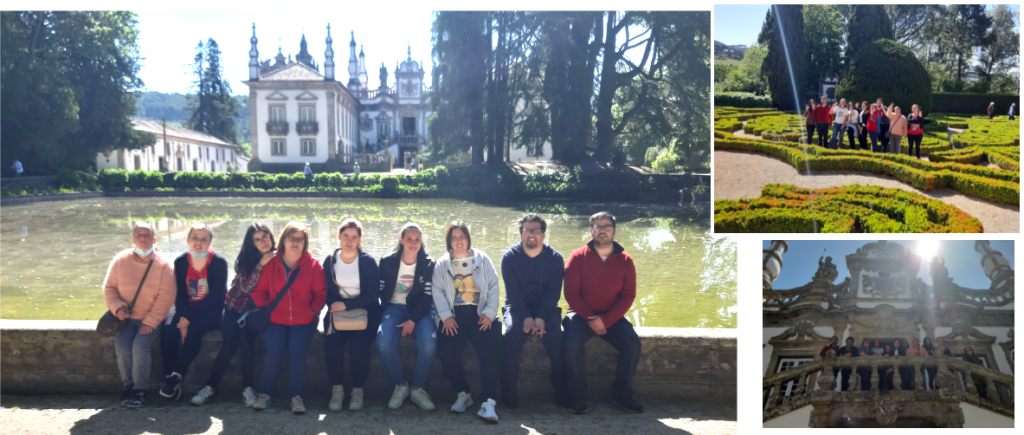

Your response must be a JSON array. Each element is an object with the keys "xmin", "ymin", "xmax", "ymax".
[{"xmin": 250, "ymin": 222, "xmax": 327, "ymax": 414}]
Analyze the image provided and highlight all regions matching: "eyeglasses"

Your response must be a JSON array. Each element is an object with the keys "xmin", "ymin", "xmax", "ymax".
[
  {"xmin": 522, "ymin": 229, "xmax": 544, "ymax": 236},
  {"xmin": 286, "ymin": 236, "xmax": 306, "ymax": 244},
  {"xmin": 253, "ymin": 234, "xmax": 271, "ymax": 244},
  {"xmin": 592, "ymin": 225, "xmax": 614, "ymax": 232}
]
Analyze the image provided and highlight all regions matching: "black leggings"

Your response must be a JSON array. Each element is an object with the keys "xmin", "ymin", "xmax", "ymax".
[
  {"xmin": 323, "ymin": 307, "xmax": 381, "ymax": 388},
  {"xmin": 438, "ymin": 305, "xmax": 502, "ymax": 402},
  {"xmin": 816, "ymin": 123, "xmax": 829, "ymax": 147},
  {"xmin": 207, "ymin": 309, "xmax": 259, "ymax": 389},
  {"xmin": 160, "ymin": 311, "xmax": 220, "ymax": 377},
  {"xmin": 806, "ymin": 123, "xmax": 815, "ymax": 144},
  {"xmin": 907, "ymin": 134, "xmax": 923, "ymax": 158},
  {"xmin": 858, "ymin": 126, "xmax": 869, "ymax": 150}
]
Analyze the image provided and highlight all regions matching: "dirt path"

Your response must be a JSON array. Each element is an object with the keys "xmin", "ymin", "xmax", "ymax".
[{"xmin": 714, "ymin": 150, "xmax": 1019, "ymax": 233}]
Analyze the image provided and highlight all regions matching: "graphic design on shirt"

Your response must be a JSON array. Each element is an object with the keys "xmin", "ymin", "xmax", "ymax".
[
  {"xmin": 396, "ymin": 273, "xmax": 413, "ymax": 295},
  {"xmin": 454, "ymin": 274, "xmax": 480, "ymax": 305},
  {"xmin": 188, "ymin": 278, "xmax": 208, "ymax": 302}
]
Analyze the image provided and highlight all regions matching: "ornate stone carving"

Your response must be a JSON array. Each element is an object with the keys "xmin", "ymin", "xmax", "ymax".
[
  {"xmin": 863, "ymin": 270, "xmax": 906, "ymax": 298},
  {"xmin": 814, "ymin": 256, "xmax": 839, "ymax": 284},
  {"xmin": 871, "ymin": 394, "xmax": 903, "ymax": 427}
]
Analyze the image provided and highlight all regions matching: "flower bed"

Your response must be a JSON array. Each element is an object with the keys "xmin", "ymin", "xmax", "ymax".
[{"xmin": 715, "ymin": 184, "xmax": 983, "ymax": 233}]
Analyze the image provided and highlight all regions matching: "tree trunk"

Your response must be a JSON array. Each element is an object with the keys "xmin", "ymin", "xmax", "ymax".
[{"xmin": 594, "ymin": 12, "xmax": 620, "ymax": 163}]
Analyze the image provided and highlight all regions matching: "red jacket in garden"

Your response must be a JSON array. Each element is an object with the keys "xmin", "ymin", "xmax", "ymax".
[
  {"xmin": 563, "ymin": 240, "xmax": 637, "ymax": 327},
  {"xmin": 814, "ymin": 105, "xmax": 832, "ymax": 124},
  {"xmin": 252, "ymin": 251, "xmax": 327, "ymax": 326}
]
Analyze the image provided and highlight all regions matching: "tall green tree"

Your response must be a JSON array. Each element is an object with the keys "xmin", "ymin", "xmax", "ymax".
[
  {"xmin": 933, "ymin": 5, "xmax": 992, "ymax": 82},
  {"xmin": 186, "ymin": 38, "xmax": 239, "ymax": 144},
  {"xmin": 428, "ymin": 11, "xmax": 488, "ymax": 165},
  {"xmin": 803, "ymin": 5, "xmax": 844, "ymax": 94},
  {"xmin": 846, "ymin": 5, "xmax": 894, "ymax": 58},
  {"xmin": 884, "ymin": 5, "xmax": 941, "ymax": 53},
  {"xmin": 976, "ymin": 5, "xmax": 1018, "ymax": 82},
  {"xmin": 721, "ymin": 43, "xmax": 768, "ymax": 95},
  {"xmin": 758, "ymin": 5, "xmax": 806, "ymax": 110},
  {"xmin": 1, "ymin": 11, "xmax": 152, "ymax": 174}
]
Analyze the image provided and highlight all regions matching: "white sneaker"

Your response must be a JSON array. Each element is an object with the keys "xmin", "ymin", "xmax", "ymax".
[
  {"xmin": 242, "ymin": 387, "xmax": 258, "ymax": 407},
  {"xmin": 190, "ymin": 385, "xmax": 214, "ymax": 405},
  {"xmin": 291, "ymin": 396, "xmax": 306, "ymax": 414},
  {"xmin": 410, "ymin": 388, "xmax": 436, "ymax": 411},
  {"xmin": 477, "ymin": 399, "xmax": 499, "ymax": 423},
  {"xmin": 388, "ymin": 384, "xmax": 410, "ymax": 409},
  {"xmin": 450, "ymin": 391, "xmax": 474, "ymax": 413},
  {"xmin": 329, "ymin": 386, "xmax": 345, "ymax": 412},
  {"xmin": 348, "ymin": 388, "xmax": 364, "ymax": 411},
  {"xmin": 253, "ymin": 393, "xmax": 271, "ymax": 411}
]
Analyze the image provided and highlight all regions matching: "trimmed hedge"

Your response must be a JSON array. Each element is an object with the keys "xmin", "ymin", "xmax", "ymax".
[
  {"xmin": 715, "ymin": 184, "xmax": 983, "ymax": 233},
  {"xmin": 932, "ymin": 93, "xmax": 1020, "ymax": 115},
  {"xmin": 714, "ymin": 92, "xmax": 773, "ymax": 108},
  {"xmin": 929, "ymin": 148, "xmax": 984, "ymax": 164},
  {"xmin": 836, "ymin": 39, "xmax": 933, "ymax": 114}
]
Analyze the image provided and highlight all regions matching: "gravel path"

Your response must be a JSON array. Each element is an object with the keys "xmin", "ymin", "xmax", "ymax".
[
  {"xmin": 0, "ymin": 394, "xmax": 736, "ymax": 435},
  {"xmin": 714, "ymin": 150, "xmax": 1019, "ymax": 233}
]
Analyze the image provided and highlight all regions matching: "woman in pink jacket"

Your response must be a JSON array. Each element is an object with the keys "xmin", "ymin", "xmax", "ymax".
[{"xmin": 102, "ymin": 223, "xmax": 177, "ymax": 408}]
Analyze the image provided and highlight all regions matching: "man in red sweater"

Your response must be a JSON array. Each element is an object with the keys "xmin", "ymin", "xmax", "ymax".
[
  {"xmin": 562, "ymin": 212, "xmax": 642, "ymax": 415},
  {"xmin": 814, "ymin": 96, "xmax": 832, "ymax": 147}
]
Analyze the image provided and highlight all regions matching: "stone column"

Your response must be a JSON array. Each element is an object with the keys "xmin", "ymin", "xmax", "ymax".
[
  {"xmin": 976, "ymin": 241, "xmax": 1013, "ymax": 290},
  {"xmin": 327, "ymin": 91, "xmax": 337, "ymax": 161},
  {"xmin": 763, "ymin": 240, "xmax": 788, "ymax": 301},
  {"xmin": 248, "ymin": 88, "xmax": 262, "ymax": 172}
]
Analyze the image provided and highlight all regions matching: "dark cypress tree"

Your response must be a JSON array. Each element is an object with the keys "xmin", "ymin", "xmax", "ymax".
[
  {"xmin": 187, "ymin": 38, "xmax": 239, "ymax": 144},
  {"xmin": 758, "ymin": 5, "xmax": 805, "ymax": 111},
  {"xmin": 845, "ymin": 5, "xmax": 895, "ymax": 58}
]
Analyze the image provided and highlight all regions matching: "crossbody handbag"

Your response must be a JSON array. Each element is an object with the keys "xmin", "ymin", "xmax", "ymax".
[
  {"xmin": 97, "ymin": 259, "xmax": 154, "ymax": 337},
  {"xmin": 330, "ymin": 254, "xmax": 368, "ymax": 331},
  {"xmin": 238, "ymin": 266, "xmax": 301, "ymax": 333}
]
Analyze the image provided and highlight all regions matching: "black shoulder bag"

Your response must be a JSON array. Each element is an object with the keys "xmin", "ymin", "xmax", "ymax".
[
  {"xmin": 97, "ymin": 260, "xmax": 154, "ymax": 337},
  {"xmin": 238, "ymin": 266, "xmax": 301, "ymax": 333}
]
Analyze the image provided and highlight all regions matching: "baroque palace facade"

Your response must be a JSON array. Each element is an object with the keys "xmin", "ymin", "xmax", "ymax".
[{"xmin": 761, "ymin": 241, "xmax": 1014, "ymax": 428}]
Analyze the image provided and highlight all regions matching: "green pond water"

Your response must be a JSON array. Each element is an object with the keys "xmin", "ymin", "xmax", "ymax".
[{"xmin": 0, "ymin": 198, "xmax": 735, "ymax": 328}]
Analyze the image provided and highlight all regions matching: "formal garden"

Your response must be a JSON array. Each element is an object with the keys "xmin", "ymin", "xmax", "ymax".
[{"xmin": 713, "ymin": 5, "xmax": 1019, "ymax": 233}]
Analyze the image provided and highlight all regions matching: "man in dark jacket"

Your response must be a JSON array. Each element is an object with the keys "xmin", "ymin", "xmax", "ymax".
[
  {"xmin": 500, "ymin": 213, "xmax": 568, "ymax": 409},
  {"xmin": 836, "ymin": 337, "xmax": 861, "ymax": 391}
]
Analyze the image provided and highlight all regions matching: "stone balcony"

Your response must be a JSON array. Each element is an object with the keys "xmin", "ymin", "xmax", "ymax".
[
  {"xmin": 296, "ymin": 121, "xmax": 318, "ymax": 135},
  {"xmin": 763, "ymin": 355, "xmax": 1014, "ymax": 427},
  {"xmin": 265, "ymin": 121, "xmax": 288, "ymax": 135}
]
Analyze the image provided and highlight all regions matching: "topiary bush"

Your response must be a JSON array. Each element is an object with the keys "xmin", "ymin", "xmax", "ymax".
[
  {"xmin": 379, "ymin": 176, "xmax": 401, "ymax": 197},
  {"xmin": 127, "ymin": 170, "xmax": 149, "ymax": 189},
  {"xmin": 56, "ymin": 169, "xmax": 82, "ymax": 190},
  {"xmin": 836, "ymin": 39, "xmax": 933, "ymax": 114},
  {"xmin": 714, "ymin": 92, "xmax": 773, "ymax": 108},
  {"xmin": 98, "ymin": 169, "xmax": 129, "ymax": 191}
]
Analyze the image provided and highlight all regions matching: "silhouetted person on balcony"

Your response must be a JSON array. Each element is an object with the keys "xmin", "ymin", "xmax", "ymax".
[
  {"xmin": 820, "ymin": 336, "xmax": 840, "ymax": 388},
  {"xmin": 857, "ymin": 338, "xmax": 873, "ymax": 390},
  {"xmin": 930, "ymin": 338, "xmax": 953, "ymax": 389},
  {"xmin": 963, "ymin": 347, "xmax": 989, "ymax": 399},
  {"xmin": 836, "ymin": 337, "xmax": 860, "ymax": 391},
  {"xmin": 881, "ymin": 345, "xmax": 895, "ymax": 391}
]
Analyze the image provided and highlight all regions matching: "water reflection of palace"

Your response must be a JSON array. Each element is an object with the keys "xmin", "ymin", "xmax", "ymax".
[{"xmin": 762, "ymin": 241, "xmax": 1014, "ymax": 428}]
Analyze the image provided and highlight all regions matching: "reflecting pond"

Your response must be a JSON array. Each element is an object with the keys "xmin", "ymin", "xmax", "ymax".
[{"xmin": 0, "ymin": 198, "xmax": 735, "ymax": 328}]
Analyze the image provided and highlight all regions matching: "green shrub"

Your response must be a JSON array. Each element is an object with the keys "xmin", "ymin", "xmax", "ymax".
[
  {"xmin": 836, "ymin": 39, "xmax": 933, "ymax": 114},
  {"xmin": 313, "ymin": 173, "xmax": 332, "ymax": 188},
  {"xmin": 380, "ymin": 176, "xmax": 401, "ymax": 197},
  {"xmin": 172, "ymin": 172, "xmax": 200, "ymax": 189},
  {"xmin": 363, "ymin": 174, "xmax": 381, "ymax": 187},
  {"xmin": 714, "ymin": 92, "xmax": 773, "ymax": 108},
  {"xmin": 98, "ymin": 169, "xmax": 129, "ymax": 191},
  {"xmin": 144, "ymin": 171, "xmax": 163, "ymax": 189},
  {"xmin": 932, "ymin": 93, "xmax": 1020, "ymax": 115},
  {"xmin": 56, "ymin": 169, "xmax": 82, "ymax": 189},
  {"xmin": 651, "ymin": 149, "xmax": 680, "ymax": 173},
  {"xmin": 231, "ymin": 172, "xmax": 253, "ymax": 189},
  {"xmin": 211, "ymin": 172, "xmax": 229, "ymax": 189},
  {"xmin": 290, "ymin": 172, "xmax": 306, "ymax": 187}
]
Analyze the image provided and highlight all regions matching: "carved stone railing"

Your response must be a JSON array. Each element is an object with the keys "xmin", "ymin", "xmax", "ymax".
[
  {"xmin": 266, "ymin": 121, "xmax": 288, "ymax": 135},
  {"xmin": 296, "ymin": 121, "xmax": 318, "ymax": 135},
  {"xmin": 952, "ymin": 285, "xmax": 1014, "ymax": 307},
  {"xmin": 763, "ymin": 355, "xmax": 1014, "ymax": 424},
  {"xmin": 393, "ymin": 134, "xmax": 423, "ymax": 145}
]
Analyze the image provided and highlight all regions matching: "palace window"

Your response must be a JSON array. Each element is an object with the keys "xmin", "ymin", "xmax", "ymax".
[
  {"xmin": 270, "ymin": 105, "xmax": 286, "ymax": 122},
  {"xmin": 301, "ymin": 139, "xmax": 316, "ymax": 156},
  {"xmin": 378, "ymin": 123, "xmax": 390, "ymax": 141},
  {"xmin": 300, "ymin": 105, "xmax": 316, "ymax": 123},
  {"xmin": 764, "ymin": 357, "xmax": 813, "ymax": 409},
  {"xmin": 402, "ymin": 117, "xmax": 416, "ymax": 135},
  {"xmin": 272, "ymin": 139, "xmax": 286, "ymax": 156}
]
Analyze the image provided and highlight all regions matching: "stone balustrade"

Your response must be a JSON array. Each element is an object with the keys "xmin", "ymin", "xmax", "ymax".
[{"xmin": 763, "ymin": 355, "xmax": 1014, "ymax": 423}]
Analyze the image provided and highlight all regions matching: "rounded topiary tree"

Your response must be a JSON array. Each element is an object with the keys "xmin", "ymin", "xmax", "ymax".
[{"xmin": 835, "ymin": 39, "xmax": 933, "ymax": 114}]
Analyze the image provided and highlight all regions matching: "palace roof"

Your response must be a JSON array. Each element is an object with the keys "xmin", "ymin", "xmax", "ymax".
[
  {"xmin": 260, "ymin": 62, "xmax": 325, "ymax": 82},
  {"xmin": 131, "ymin": 118, "xmax": 235, "ymax": 148}
]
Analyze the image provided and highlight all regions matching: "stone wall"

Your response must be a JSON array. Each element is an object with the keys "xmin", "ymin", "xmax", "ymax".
[
  {"xmin": 0, "ymin": 320, "xmax": 735, "ymax": 403},
  {"xmin": 0, "ymin": 175, "xmax": 57, "ymax": 190}
]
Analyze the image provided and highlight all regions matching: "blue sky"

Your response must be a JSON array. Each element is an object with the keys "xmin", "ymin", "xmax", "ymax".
[
  {"xmin": 133, "ymin": 9, "xmax": 436, "ymax": 95},
  {"xmin": 714, "ymin": 4, "xmax": 1020, "ymax": 47},
  {"xmin": 763, "ymin": 240, "xmax": 1015, "ymax": 290}
]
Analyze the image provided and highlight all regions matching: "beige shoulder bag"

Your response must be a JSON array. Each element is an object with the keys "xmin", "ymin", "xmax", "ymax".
[{"xmin": 330, "ymin": 255, "xmax": 368, "ymax": 331}]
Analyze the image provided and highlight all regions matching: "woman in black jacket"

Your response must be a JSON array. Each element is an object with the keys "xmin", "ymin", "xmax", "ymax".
[
  {"xmin": 376, "ymin": 223, "xmax": 439, "ymax": 410},
  {"xmin": 159, "ymin": 223, "xmax": 229, "ymax": 401},
  {"xmin": 323, "ymin": 219, "xmax": 381, "ymax": 412},
  {"xmin": 962, "ymin": 347, "xmax": 989, "ymax": 399}
]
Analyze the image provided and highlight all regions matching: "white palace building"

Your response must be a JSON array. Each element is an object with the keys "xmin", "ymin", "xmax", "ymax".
[
  {"xmin": 244, "ymin": 24, "xmax": 431, "ymax": 173},
  {"xmin": 761, "ymin": 240, "xmax": 1014, "ymax": 428}
]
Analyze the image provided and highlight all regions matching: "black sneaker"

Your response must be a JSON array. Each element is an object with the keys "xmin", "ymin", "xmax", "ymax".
[
  {"xmin": 127, "ymin": 390, "xmax": 148, "ymax": 408},
  {"xmin": 160, "ymin": 374, "xmax": 182, "ymax": 401},
  {"xmin": 120, "ymin": 386, "xmax": 134, "ymax": 408},
  {"xmin": 570, "ymin": 402, "xmax": 589, "ymax": 415},
  {"xmin": 612, "ymin": 395, "xmax": 644, "ymax": 413},
  {"xmin": 502, "ymin": 388, "xmax": 520, "ymax": 409},
  {"xmin": 556, "ymin": 393, "xmax": 572, "ymax": 409}
]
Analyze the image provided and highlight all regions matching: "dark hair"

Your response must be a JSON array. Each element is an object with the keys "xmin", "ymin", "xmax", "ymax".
[
  {"xmin": 187, "ymin": 222, "xmax": 213, "ymax": 241},
  {"xmin": 830, "ymin": 335, "xmax": 839, "ymax": 344},
  {"xmin": 445, "ymin": 220, "xmax": 471, "ymax": 253},
  {"xmin": 589, "ymin": 211, "xmax": 616, "ymax": 228},
  {"xmin": 846, "ymin": 337, "xmax": 855, "ymax": 344},
  {"xmin": 883, "ymin": 345, "xmax": 893, "ymax": 356},
  {"xmin": 392, "ymin": 222, "xmax": 426, "ymax": 255},
  {"xmin": 862, "ymin": 338, "xmax": 870, "ymax": 346},
  {"xmin": 339, "ymin": 218, "xmax": 363, "ymax": 249},
  {"xmin": 235, "ymin": 222, "xmax": 275, "ymax": 275},
  {"xmin": 923, "ymin": 337, "xmax": 933, "ymax": 346},
  {"xmin": 518, "ymin": 213, "xmax": 546, "ymax": 234}
]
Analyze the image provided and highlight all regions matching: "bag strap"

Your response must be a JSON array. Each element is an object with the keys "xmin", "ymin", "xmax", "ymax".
[
  {"xmin": 126, "ymin": 260, "xmax": 154, "ymax": 315},
  {"xmin": 330, "ymin": 250, "xmax": 353, "ymax": 299},
  {"xmin": 267, "ymin": 266, "xmax": 302, "ymax": 312}
]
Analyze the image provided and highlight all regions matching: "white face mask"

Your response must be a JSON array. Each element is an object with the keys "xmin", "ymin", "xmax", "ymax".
[
  {"xmin": 189, "ymin": 249, "xmax": 209, "ymax": 258},
  {"xmin": 134, "ymin": 246, "xmax": 154, "ymax": 256}
]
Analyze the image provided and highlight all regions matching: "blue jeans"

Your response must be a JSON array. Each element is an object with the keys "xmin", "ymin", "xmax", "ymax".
[
  {"xmin": 115, "ymin": 319, "xmax": 163, "ymax": 390},
  {"xmin": 868, "ymin": 131, "xmax": 880, "ymax": 153},
  {"xmin": 259, "ymin": 321, "xmax": 316, "ymax": 398},
  {"xmin": 376, "ymin": 304, "xmax": 438, "ymax": 389},
  {"xmin": 829, "ymin": 123, "xmax": 844, "ymax": 149}
]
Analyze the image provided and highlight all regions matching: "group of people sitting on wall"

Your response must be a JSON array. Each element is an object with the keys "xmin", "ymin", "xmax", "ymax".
[
  {"xmin": 803, "ymin": 96, "xmax": 932, "ymax": 159},
  {"xmin": 818, "ymin": 336, "xmax": 991, "ymax": 398},
  {"xmin": 102, "ymin": 212, "xmax": 644, "ymax": 422}
]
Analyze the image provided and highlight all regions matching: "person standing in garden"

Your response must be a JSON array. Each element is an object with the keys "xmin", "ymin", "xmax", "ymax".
[
  {"xmin": 866, "ymin": 104, "xmax": 882, "ymax": 153},
  {"xmin": 10, "ymin": 159, "xmax": 23, "ymax": 177},
  {"xmin": 814, "ymin": 96, "xmax": 831, "ymax": 147},
  {"xmin": 885, "ymin": 104, "xmax": 907, "ymax": 155},
  {"xmin": 803, "ymin": 100, "xmax": 817, "ymax": 145},
  {"xmin": 858, "ymin": 102, "xmax": 870, "ymax": 150},
  {"xmin": 988, "ymin": 102, "xmax": 995, "ymax": 119},
  {"xmin": 906, "ymin": 105, "xmax": 927, "ymax": 159},
  {"xmin": 828, "ymin": 99, "xmax": 852, "ymax": 150},
  {"xmin": 1009, "ymin": 103, "xmax": 1016, "ymax": 120},
  {"xmin": 878, "ymin": 105, "xmax": 891, "ymax": 153}
]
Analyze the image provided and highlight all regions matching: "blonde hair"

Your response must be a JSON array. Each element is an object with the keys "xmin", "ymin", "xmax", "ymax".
[
  {"xmin": 277, "ymin": 221, "xmax": 309, "ymax": 255},
  {"xmin": 187, "ymin": 222, "xmax": 213, "ymax": 241}
]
